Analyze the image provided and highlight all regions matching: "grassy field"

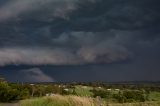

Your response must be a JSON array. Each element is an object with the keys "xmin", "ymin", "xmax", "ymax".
[
  {"xmin": 149, "ymin": 92, "xmax": 160, "ymax": 101},
  {"xmin": 20, "ymin": 95, "xmax": 95, "ymax": 106},
  {"xmin": 74, "ymin": 85, "xmax": 93, "ymax": 97},
  {"xmin": 1, "ymin": 85, "xmax": 160, "ymax": 106},
  {"xmin": 20, "ymin": 94, "xmax": 160, "ymax": 106},
  {"xmin": 1, "ymin": 86, "xmax": 160, "ymax": 106},
  {"xmin": 1, "ymin": 90, "xmax": 159, "ymax": 106}
]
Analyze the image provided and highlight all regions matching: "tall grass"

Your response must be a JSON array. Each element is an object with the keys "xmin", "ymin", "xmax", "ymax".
[
  {"xmin": 20, "ymin": 95, "xmax": 95, "ymax": 106},
  {"xmin": 20, "ymin": 95, "xmax": 160, "ymax": 106},
  {"xmin": 106, "ymin": 102, "xmax": 160, "ymax": 106}
]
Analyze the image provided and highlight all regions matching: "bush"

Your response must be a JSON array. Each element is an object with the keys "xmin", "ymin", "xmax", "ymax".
[
  {"xmin": 0, "ymin": 81, "xmax": 30, "ymax": 102},
  {"xmin": 91, "ymin": 89, "xmax": 110, "ymax": 98},
  {"xmin": 0, "ymin": 82, "xmax": 19, "ymax": 102},
  {"xmin": 123, "ymin": 90, "xmax": 146, "ymax": 102},
  {"xmin": 113, "ymin": 92, "xmax": 126, "ymax": 103},
  {"xmin": 112, "ymin": 90, "xmax": 147, "ymax": 103}
]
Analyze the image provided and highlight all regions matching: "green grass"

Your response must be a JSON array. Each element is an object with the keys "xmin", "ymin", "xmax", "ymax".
[
  {"xmin": 74, "ymin": 85, "xmax": 93, "ymax": 97},
  {"xmin": 149, "ymin": 91, "xmax": 160, "ymax": 101},
  {"xmin": 20, "ymin": 95, "xmax": 95, "ymax": 106},
  {"xmin": 20, "ymin": 94, "xmax": 160, "ymax": 106},
  {"xmin": 107, "ymin": 102, "xmax": 160, "ymax": 106},
  {"xmin": 18, "ymin": 86, "xmax": 160, "ymax": 106}
]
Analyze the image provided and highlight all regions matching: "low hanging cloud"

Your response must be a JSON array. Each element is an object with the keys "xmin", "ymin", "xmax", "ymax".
[
  {"xmin": 0, "ymin": 48, "xmax": 79, "ymax": 66},
  {"xmin": 20, "ymin": 68, "xmax": 54, "ymax": 82},
  {"xmin": 0, "ymin": 47, "xmax": 129, "ymax": 66},
  {"xmin": 0, "ymin": 31, "xmax": 131, "ymax": 66}
]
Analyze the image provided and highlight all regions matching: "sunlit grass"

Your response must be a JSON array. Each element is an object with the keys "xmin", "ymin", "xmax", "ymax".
[
  {"xmin": 149, "ymin": 92, "xmax": 160, "ymax": 101},
  {"xmin": 20, "ymin": 94, "xmax": 160, "ymax": 106},
  {"xmin": 20, "ymin": 95, "xmax": 95, "ymax": 106},
  {"xmin": 74, "ymin": 85, "xmax": 93, "ymax": 97}
]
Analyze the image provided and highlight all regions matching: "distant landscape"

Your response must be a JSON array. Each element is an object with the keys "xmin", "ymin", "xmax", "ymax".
[{"xmin": 1, "ymin": 78, "xmax": 160, "ymax": 106}]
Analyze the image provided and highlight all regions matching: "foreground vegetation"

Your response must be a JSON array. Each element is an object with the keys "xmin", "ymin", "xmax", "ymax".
[
  {"xmin": 1, "ymin": 77, "xmax": 160, "ymax": 106},
  {"xmin": 20, "ymin": 95, "xmax": 95, "ymax": 106},
  {"xmin": 20, "ymin": 95, "xmax": 160, "ymax": 106}
]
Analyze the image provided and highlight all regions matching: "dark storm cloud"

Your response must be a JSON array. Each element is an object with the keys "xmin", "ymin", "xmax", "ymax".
[
  {"xmin": 54, "ymin": 0, "xmax": 160, "ymax": 31},
  {"xmin": 0, "ymin": 0, "xmax": 79, "ymax": 21},
  {"xmin": 0, "ymin": 31, "xmax": 132, "ymax": 66},
  {"xmin": 0, "ymin": 0, "xmax": 159, "ymax": 69}
]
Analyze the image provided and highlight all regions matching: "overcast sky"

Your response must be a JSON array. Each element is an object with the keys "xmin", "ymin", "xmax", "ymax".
[{"xmin": 0, "ymin": 0, "xmax": 160, "ymax": 82}]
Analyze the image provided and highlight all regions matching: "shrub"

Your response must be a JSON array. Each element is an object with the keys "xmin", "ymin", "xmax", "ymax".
[
  {"xmin": 123, "ymin": 90, "xmax": 146, "ymax": 102},
  {"xmin": 91, "ymin": 89, "xmax": 110, "ymax": 98}
]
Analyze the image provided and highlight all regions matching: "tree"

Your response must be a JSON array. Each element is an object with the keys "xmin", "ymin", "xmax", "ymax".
[
  {"xmin": 0, "ymin": 81, "xmax": 19, "ymax": 102},
  {"xmin": 37, "ymin": 85, "xmax": 46, "ymax": 97},
  {"xmin": 45, "ymin": 85, "xmax": 54, "ymax": 94},
  {"xmin": 0, "ymin": 81, "xmax": 30, "ymax": 102},
  {"xmin": 0, "ymin": 77, "xmax": 6, "ymax": 82},
  {"xmin": 113, "ymin": 91, "xmax": 126, "ymax": 103},
  {"xmin": 123, "ymin": 90, "xmax": 146, "ymax": 102},
  {"xmin": 91, "ymin": 89, "xmax": 110, "ymax": 98}
]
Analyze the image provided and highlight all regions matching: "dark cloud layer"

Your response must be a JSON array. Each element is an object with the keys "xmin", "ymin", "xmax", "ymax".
[{"xmin": 0, "ymin": 0, "xmax": 160, "ymax": 82}]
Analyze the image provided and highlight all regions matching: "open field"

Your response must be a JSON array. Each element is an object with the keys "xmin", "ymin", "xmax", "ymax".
[
  {"xmin": 20, "ymin": 95, "xmax": 160, "ymax": 106},
  {"xmin": 73, "ymin": 85, "xmax": 93, "ymax": 97},
  {"xmin": 20, "ymin": 95, "xmax": 95, "ymax": 106},
  {"xmin": 19, "ymin": 86, "xmax": 160, "ymax": 106},
  {"xmin": 1, "ymin": 79, "xmax": 160, "ymax": 106}
]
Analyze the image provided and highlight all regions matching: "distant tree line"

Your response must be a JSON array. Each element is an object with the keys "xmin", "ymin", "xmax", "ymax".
[
  {"xmin": 0, "ymin": 78, "xmax": 64, "ymax": 102},
  {"xmin": 0, "ymin": 78, "xmax": 160, "ymax": 103},
  {"xmin": 90, "ymin": 89, "xmax": 148, "ymax": 103}
]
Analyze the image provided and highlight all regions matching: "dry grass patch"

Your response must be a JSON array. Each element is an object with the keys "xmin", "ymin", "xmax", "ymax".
[{"xmin": 20, "ymin": 95, "xmax": 95, "ymax": 106}]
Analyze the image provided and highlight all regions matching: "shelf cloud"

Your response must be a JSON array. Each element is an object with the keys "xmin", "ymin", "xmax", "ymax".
[
  {"xmin": 0, "ymin": 0, "xmax": 160, "ymax": 81},
  {"xmin": 0, "ymin": 32, "xmax": 131, "ymax": 66}
]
